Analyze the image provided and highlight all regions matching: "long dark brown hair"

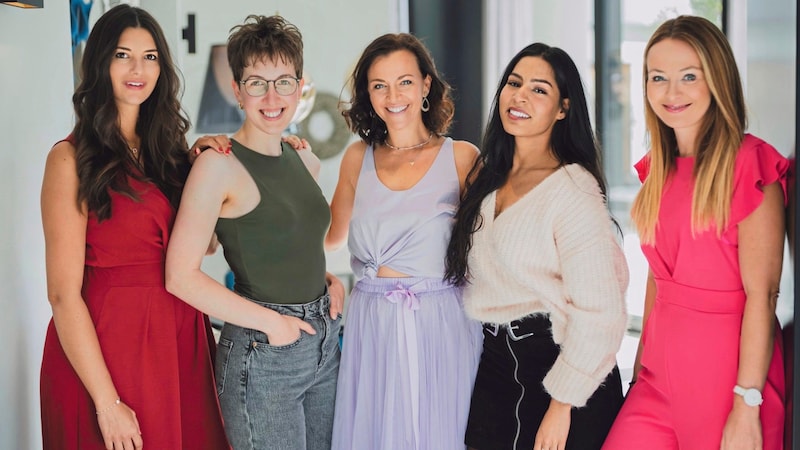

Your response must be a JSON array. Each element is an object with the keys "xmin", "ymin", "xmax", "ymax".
[{"xmin": 72, "ymin": 4, "xmax": 190, "ymax": 220}]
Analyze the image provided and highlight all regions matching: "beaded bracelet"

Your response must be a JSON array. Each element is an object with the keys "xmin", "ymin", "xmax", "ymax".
[{"xmin": 96, "ymin": 398, "xmax": 121, "ymax": 415}]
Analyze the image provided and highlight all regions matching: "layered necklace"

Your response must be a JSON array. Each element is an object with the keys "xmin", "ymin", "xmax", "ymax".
[
  {"xmin": 385, "ymin": 132, "xmax": 434, "ymax": 151},
  {"xmin": 384, "ymin": 132, "xmax": 434, "ymax": 166}
]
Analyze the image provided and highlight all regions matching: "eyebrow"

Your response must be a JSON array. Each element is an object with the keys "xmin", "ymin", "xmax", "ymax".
[
  {"xmin": 648, "ymin": 65, "xmax": 702, "ymax": 73},
  {"xmin": 509, "ymin": 72, "xmax": 553, "ymax": 87},
  {"xmin": 116, "ymin": 46, "xmax": 158, "ymax": 53},
  {"xmin": 369, "ymin": 74, "xmax": 415, "ymax": 83}
]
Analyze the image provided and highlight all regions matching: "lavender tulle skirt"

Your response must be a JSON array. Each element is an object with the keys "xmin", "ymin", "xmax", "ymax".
[{"xmin": 332, "ymin": 276, "xmax": 483, "ymax": 450}]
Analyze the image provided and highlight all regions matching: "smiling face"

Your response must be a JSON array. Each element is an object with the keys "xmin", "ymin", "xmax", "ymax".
[
  {"xmin": 233, "ymin": 57, "xmax": 303, "ymax": 137},
  {"xmin": 498, "ymin": 56, "xmax": 566, "ymax": 145},
  {"xmin": 645, "ymin": 38, "xmax": 711, "ymax": 145},
  {"xmin": 366, "ymin": 49, "xmax": 431, "ymax": 131},
  {"xmin": 109, "ymin": 27, "xmax": 160, "ymax": 111}
]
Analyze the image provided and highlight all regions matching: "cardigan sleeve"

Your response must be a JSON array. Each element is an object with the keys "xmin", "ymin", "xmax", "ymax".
[{"xmin": 542, "ymin": 169, "xmax": 630, "ymax": 407}]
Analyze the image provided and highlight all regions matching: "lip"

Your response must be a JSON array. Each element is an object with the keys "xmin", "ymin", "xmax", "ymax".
[
  {"xmin": 259, "ymin": 108, "xmax": 284, "ymax": 120},
  {"xmin": 663, "ymin": 103, "xmax": 690, "ymax": 113},
  {"xmin": 125, "ymin": 81, "xmax": 146, "ymax": 89},
  {"xmin": 386, "ymin": 105, "xmax": 408, "ymax": 114},
  {"xmin": 506, "ymin": 107, "xmax": 530, "ymax": 120}
]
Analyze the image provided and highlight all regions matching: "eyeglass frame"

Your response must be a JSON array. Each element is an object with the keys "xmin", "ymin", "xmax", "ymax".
[{"xmin": 238, "ymin": 76, "xmax": 301, "ymax": 97}]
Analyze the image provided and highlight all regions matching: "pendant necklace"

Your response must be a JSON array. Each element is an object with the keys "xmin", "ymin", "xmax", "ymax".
[{"xmin": 385, "ymin": 132, "xmax": 434, "ymax": 165}]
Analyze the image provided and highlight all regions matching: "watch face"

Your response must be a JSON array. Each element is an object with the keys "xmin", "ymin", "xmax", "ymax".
[{"xmin": 743, "ymin": 389, "xmax": 763, "ymax": 406}]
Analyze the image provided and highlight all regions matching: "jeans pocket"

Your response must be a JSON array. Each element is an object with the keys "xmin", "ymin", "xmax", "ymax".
[
  {"xmin": 253, "ymin": 329, "xmax": 305, "ymax": 351},
  {"xmin": 215, "ymin": 337, "xmax": 234, "ymax": 396}
]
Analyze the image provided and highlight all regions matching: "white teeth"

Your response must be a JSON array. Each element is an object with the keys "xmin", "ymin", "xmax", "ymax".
[
  {"xmin": 509, "ymin": 109, "xmax": 530, "ymax": 118},
  {"xmin": 262, "ymin": 110, "xmax": 281, "ymax": 118},
  {"xmin": 127, "ymin": 82, "xmax": 143, "ymax": 87},
  {"xmin": 388, "ymin": 106, "xmax": 407, "ymax": 113}
]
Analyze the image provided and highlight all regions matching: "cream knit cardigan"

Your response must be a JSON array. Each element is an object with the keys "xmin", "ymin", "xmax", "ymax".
[{"xmin": 463, "ymin": 164, "xmax": 629, "ymax": 407}]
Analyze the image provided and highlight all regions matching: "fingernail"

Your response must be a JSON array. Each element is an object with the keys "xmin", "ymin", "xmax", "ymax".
[{"xmin": 194, "ymin": 148, "xmax": 200, "ymax": 155}]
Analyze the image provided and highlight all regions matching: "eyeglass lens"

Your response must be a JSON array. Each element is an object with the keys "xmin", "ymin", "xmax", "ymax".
[{"xmin": 242, "ymin": 77, "xmax": 298, "ymax": 96}]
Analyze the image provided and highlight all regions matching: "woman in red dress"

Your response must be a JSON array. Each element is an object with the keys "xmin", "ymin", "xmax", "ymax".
[{"xmin": 39, "ymin": 5, "xmax": 230, "ymax": 449}]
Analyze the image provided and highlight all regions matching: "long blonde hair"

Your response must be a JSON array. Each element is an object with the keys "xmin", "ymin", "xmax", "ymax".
[{"xmin": 631, "ymin": 15, "xmax": 746, "ymax": 244}]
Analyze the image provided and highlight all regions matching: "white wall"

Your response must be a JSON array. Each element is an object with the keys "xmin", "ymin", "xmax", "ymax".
[{"xmin": 0, "ymin": 3, "xmax": 73, "ymax": 449}]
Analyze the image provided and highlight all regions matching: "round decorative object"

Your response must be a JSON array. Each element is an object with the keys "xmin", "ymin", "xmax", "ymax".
[
  {"xmin": 299, "ymin": 91, "xmax": 351, "ymax": 160},
  {"xmin": 291, "ymin": 71, "xmax": 317, "ymax": 125}
]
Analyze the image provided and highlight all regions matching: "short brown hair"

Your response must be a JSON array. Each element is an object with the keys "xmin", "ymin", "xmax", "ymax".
[{"xmin": 226, "ymin": 15, "xmax": 303, "ymax": 82}]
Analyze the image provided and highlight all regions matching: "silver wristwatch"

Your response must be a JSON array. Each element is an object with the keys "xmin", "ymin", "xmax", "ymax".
[{"xmin": 733, "ymin": 385, "xmax": 763, "ymax": 407}]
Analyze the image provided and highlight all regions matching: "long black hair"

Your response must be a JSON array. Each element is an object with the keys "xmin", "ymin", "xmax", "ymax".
[
  {"xmin": 445, "ymin": 42, "xmax": 609, "ymax": 286},
  {"xmin": 73, "ymin": 4, "xmax": 190, "ymax": 220}
]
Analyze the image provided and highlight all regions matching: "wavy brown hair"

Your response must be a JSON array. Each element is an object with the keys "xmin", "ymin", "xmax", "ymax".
[
  {"xmin": 72, "ymin": 4, "xmax": 190, "ymax": 221},
  {"xmin": 631, "ymin": 15, "xmax": 746, "ymax": 243},
  {"xmin": 342, "ymin": 33, "xmax": 454, "ymax": 145}
]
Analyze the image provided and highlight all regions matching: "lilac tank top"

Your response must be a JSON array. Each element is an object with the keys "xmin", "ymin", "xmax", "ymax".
[{"xmin": 348, "ymin": 137, "xmax": 460, "ymax": 280}]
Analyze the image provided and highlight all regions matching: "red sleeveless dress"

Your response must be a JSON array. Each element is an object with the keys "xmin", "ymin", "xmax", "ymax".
[{"xmin": 39, "ymin": 170, "xmax": 230, "ymax": 449}]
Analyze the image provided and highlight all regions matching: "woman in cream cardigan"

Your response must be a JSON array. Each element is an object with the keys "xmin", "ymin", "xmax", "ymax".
[{"xmin": 445, "ymin": 43, "xmax": 629, "ymax": 450}]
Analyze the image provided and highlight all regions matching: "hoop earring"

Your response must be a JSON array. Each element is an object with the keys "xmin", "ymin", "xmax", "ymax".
[{"xmin": 421, "ymin": 96, "xmax": 430, "ymax": 112}]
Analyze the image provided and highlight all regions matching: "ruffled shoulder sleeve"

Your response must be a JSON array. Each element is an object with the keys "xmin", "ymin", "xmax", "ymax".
[
  {"xmin": 633, "ymin": 153, "xmax": 651, "ymax": 183},
  {"xmin": 729, "ymin": 134, "xmax": 790, "ymax": 227}
]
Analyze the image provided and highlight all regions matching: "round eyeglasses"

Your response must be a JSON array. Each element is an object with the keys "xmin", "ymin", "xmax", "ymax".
[{"xmin": 239, "ymin": 76, "xmax": 300, "ymax": 97}]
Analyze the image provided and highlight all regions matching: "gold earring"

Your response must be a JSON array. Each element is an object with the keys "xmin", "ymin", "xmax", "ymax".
[{"xmin": 238, "ymin": 102, "xmax": 244, "ymax": 110}]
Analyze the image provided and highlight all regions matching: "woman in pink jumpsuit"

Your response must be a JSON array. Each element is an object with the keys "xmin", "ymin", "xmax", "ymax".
[{"xmin": 602, "ymin": 15, "xmax": 787, "ymax": 450}]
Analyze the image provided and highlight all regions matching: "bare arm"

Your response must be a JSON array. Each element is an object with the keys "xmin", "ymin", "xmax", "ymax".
[
  {"xmin": 721, "ymin": 182, "xmax": 784, "ymax": 449},
  {"xmin": 165, "ymin": 151, "xmax": 315, "ymax": 345},
  {"xmin": 325, "ymin": 142, "xmax": 365, "ymax": 251},
  {"xmin": 631, "ymin": 269, "xmax": 656, "ymax": 382},
  {"xmin": 42, "ymin": 142, "xmax": 142, "ymax": 449}
]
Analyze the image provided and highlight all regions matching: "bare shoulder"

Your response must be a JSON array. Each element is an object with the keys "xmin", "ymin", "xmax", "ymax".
[
  {"xmin": 47, "ymin": 140, "xmax": 77, "ymax": 164},
  {"xmin": 44, "ymin": 140, "xmax": 79, "ymax": 182},
  {"xmin": 192, "ymin": 145, "xmax": 238, "ymax": 174},
  {"xmin": 452, "ymin": 138, "xmax": 479, "ymax": 162},
  {"xmin": 451, "ymin": 139, "xmax": 480, "ymax": 183},
  {"xmin": 296, "ymin": 148, "xmax": 321, "ymax": 179},
  {"xmin": 340, "ymin": 140, "xmax": 368, "ymax": 171}
]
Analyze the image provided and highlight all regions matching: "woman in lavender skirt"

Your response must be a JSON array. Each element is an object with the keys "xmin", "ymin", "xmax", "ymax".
[{"xmin": 326, "ymin": 33, "xmax": 483, "ymax": 450}]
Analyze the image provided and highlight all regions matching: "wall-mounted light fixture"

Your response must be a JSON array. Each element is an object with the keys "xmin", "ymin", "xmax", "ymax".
[{"xmin": 1, "ymin": 0, "xmax": 43, "ymax": 8}]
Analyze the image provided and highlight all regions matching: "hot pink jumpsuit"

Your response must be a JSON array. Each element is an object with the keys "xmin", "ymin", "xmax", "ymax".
[{"xmin": 602, "ymin": 134, "xmax": 788, "ymax": 450}]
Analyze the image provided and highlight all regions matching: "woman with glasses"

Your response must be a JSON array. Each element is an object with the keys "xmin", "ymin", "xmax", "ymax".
[
  {"xmin": 165, "ymin": 15, "xmax": 344, "ymax": 450},
  {"xmin": 328, "ymin": 33, "xmax": 483, "ymax": 450}
]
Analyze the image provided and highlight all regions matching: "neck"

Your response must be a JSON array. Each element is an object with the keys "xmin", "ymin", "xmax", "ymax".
[
  {"xmin": 232, "ymin": 127, "xmax": 283, "ymax": 156},
  {"xmin": 513, "ymin": 141, "xmax": 559, "ymax": 170},
  {"xmin": 674, "ymin": 130, "xmax": 698, "ymax": 157},
  {"xmin": 385, "ymin": 127, "xmax": 433, "ymax": 150}
]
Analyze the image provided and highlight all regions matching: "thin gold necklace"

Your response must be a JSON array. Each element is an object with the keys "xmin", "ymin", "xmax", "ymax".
[{"xmin": 384, "ymin": 132, "xmax": 434, "ymax": 151}]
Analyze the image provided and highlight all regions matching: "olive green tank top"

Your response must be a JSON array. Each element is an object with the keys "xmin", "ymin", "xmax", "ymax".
[{"xmin": 215, "ymin": 140, "xmax": 330, "ymax": 304}]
